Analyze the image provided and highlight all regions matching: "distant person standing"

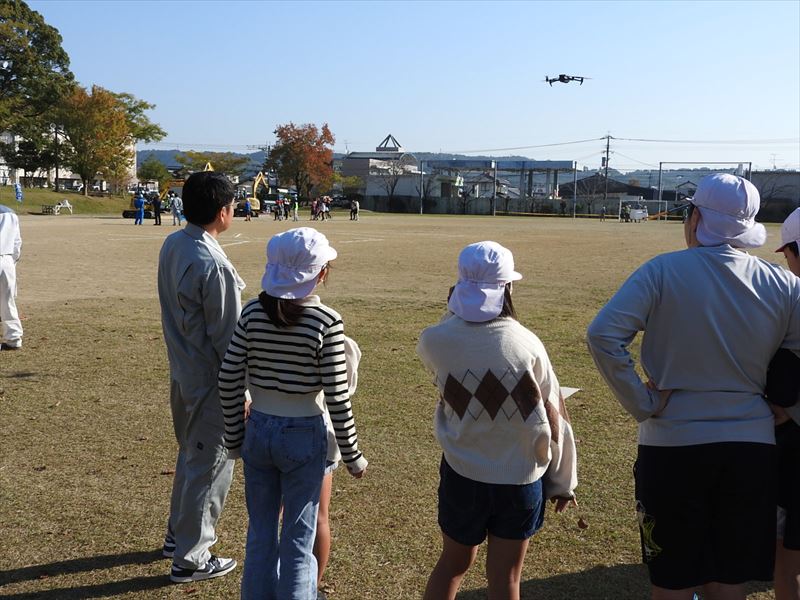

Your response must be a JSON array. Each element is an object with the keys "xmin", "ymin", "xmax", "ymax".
[
  {"xmin": 152, "ymin": 194, "xmax": 162, "ymax": 226},
  {"xmin": 171, "ymin": 193, "xmax": 184, "ymax": 226},
  {"xmin": 0, "ymin": 203, "xmax": 22, "ymax": 350},
  {"xmin": 274, "ymin": 198, "xmax": 283, "ymax": 221},
  {"xmin": 134, "ymin": 193, "xmax": 145, "ymax": 225},
  {"xmin": 292, "ymin": 198, "xmax": 299, "ymax": 221},
  {"xmin": 158, "ymin": 171, "xmax": 245, "ymax": 584},
  {"xmin": 244, "ymin": 199, "xmax": 252, "ymax": 222},
  {"xmin": 599, "ymin": 205, "xmax": 606, "ymax": 222}
]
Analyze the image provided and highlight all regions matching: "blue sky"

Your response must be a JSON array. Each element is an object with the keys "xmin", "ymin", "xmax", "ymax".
[{"xmin": 30, "ymin": 0, "xmax": 800, "ymax": 171}]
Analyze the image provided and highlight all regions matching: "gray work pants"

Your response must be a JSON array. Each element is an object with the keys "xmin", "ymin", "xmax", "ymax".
[{"xmin": 168, "ymin": 378, "xmax": 235, "ymax": 569}]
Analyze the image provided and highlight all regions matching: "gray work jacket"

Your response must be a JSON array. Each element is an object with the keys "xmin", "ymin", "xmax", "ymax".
[{"xmin": 158, "ymin": 223, "xmax": 245, "ymax": 387}]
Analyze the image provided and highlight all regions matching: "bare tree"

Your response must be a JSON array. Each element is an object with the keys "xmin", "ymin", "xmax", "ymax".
[{"xmin": 373, "ymin": 154, "xmax": 415, "ymax": 211}]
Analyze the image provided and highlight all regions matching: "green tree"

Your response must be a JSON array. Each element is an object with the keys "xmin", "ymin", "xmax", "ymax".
[
  {"xmin": 0, "ymin": 0, "xmax": 73, "ymax": 131},
  {"xmin": 137, "ymin": 153, "xmax": 172, "ymax": 190},
  {"xmin": 265, "ymin": 123, "xmax": 334, "ymax": 201},
  {"xmin": 175, "ymin": 151, "xmax": 249, "ymax": 178},
  {"xmin": 58, "ymin": 84, "xmax": 165, "ymax": 195},
  {"xmin": 0, "ymin": 135, "xmax": 53, "ymax": 186}
]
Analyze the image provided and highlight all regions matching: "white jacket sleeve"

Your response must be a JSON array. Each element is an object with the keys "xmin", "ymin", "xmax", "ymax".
[{"xmin": 533, "ymin": 346, "xmax": 578, "ymax": 499}]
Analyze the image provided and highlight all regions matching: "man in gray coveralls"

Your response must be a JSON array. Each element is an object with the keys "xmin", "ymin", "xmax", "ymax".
[{"xmin": 157, "ymin": 171, "xmax": 245, "ymax": 583}]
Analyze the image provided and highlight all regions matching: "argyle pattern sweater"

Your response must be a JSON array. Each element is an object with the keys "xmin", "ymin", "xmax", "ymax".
[{"xmin": 417, "ymin": 314, "xmax": 577, "ymax": 496}]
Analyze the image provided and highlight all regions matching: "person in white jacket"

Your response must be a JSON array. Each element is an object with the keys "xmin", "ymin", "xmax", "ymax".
[
  {"xmin": 0, "ymin": 204, "xmax": 22, "ymax": 350},
  {"xmin": 417, "ymin": 241, "xmax": 577, "ymax": 600}
]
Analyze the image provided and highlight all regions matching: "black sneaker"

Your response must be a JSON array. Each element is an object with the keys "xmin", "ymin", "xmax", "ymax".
[
  {"xmin": 170, "ymin": 555, "xmax": 236, "ymax": 583},
  {"xmin": 0, "ymin": 343, "xmax": 21, "ymax": 351}
]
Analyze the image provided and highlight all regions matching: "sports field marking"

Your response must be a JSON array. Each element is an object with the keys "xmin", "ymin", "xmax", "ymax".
[
  {"xmin": 220, "ymin": 240, "xmax": 252, "ymax": 248},
  {"xmin": 337, "ymin": 238, "xmax": 385, "ymax": 244}
]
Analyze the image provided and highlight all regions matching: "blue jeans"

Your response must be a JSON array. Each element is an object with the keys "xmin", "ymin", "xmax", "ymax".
[{"xmin": 240, "ymin": 410, "xmax": 327, "ymax": 600}]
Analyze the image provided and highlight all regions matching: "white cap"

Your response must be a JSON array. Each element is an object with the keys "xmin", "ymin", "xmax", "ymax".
[
  {"xmin": 447, "ymin": 241, "xmax": 522, "ymax": 323},
  {"xmin": 689, "ymin": 173, "xmax": 766, "ymax": 249},
  {"xmin": 776, "ymin": 208, "xmax": 800, "ymax": 253},
  {"xmin": 261, "ymin": 228, "xmax": 338, "ymax": 299}
]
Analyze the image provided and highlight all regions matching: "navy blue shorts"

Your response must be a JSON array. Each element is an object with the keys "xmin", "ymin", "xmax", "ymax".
[
  {"xmin": 437, "ymin": 456, "xmax": 545, "ymax": 546},
  {"xmin": 635, "ymin": 443, "xmax": 776, "ymax": 590},
  {"xmin": 776, "ymin": 420, "xmax": 800, "ymax": 549}
]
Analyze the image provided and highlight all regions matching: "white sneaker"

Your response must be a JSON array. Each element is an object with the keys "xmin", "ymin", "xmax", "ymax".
[{"xmin": 169, "ymin": 555, "xmax": 236, "ymax": 583}]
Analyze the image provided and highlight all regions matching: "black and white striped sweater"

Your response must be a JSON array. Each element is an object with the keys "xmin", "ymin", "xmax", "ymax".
[{"xmin": 218, "ymin": 295, "xmax": 367, "ymax": 473}]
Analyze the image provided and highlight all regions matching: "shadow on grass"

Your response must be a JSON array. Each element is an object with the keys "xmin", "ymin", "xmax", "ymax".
[
  {"xmin": 455, "ymin": 563, "xmax": 774, "ymax": 600},
  {"xmin": 0, "ymin": 574, "xmax": 169, "ymax": 599},
  {"xmin": 0, "ymin": 550, "xmax": 169, "ymax": 598},
  {"xmin": 2, "ymin": 372, "xmax": 40, "ymax": 379}
]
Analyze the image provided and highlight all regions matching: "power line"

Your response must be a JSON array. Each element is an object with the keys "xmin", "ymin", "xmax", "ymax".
[
  {"xmin": 614, "ymin": 136, "xmax": 799, "ymax": 145},
  {"xmin": 443, "ymin": 137, "xmax": 605, "ymax": 154},
  {"xmin": 613, "ymin": 151, "xmax": 659, "ymax": 168}
]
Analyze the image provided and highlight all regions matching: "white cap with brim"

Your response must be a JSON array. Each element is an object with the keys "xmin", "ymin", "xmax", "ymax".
[
  {"xmin": 689, "ymin": 173, "xmax": 766, "ymax": 249},
  {"xmin": 261, "ymin": 227, "xmax": 338, "ymax": 299},
  {"xmin": 447, "ymin": 241, "xmax": 522, "ymax": 323},
  {"xmin": 776, "ymin": 208, "xmax": 800, "ymax": 253}
]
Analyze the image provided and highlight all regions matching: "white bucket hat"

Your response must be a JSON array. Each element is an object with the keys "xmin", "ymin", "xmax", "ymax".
[
  {"xmin": 776, "ymin": 207, "xmax": 800, "ymax": 253},
  {"xmin": 261, "ymin": 227, "xmax": 338, "ymax": 299},
  {"xmin": 447, "ymin": 241, "xmax": 522, "ymax": 323},
  {"xmin": 689, "ymin": 173, "xmax": 766, "ymax": 249}
]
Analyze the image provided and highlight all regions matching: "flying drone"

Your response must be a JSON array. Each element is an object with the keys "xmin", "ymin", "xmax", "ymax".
[{"xmin": 544, "ymin": 74, "xmax": 590, "ymax": 86}]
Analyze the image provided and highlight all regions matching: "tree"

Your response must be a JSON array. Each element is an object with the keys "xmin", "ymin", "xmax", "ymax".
[
  {"xmin": 333, "ymin": 173, "xmax": 363, "ymax": 199},
  {"xmin": 176, "ymin": 151, "xmax": 249, "ymax": 178},
  {"xmin": 58, "ymin": 85, "xmax": 165, "ymax": 195},
  {"xmin": 373, "ymin": 154, "xmax": 416, "ymax": 211},
  {"xmin": 137, "ymin": 153, "xmax": 172, "ymax": 190},
  {"xmin": 266, "ymin": 123, "xmax": 334, "ymax": 201},
  {"xmin": 0, "ymin": 135, "xmax": 53, "ymax": 186},
  {"xmin": 0, "ymin": 0, "xmax": 73, "ymax": 132}
]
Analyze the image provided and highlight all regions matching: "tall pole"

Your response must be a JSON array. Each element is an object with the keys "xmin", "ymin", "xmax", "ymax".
[
  {"xmin": 492, "ymin": 160, "xmax": 497, "ymax": 216},
  {"xmin": 572, "ymin": 163, "xmax": 578, "ymax": 218},
  {"xmin": 54, "ymin": 125, "xmax": 59, "ymax": 192},
  {"xmin": 603, "ymin": 134, "xmax": 610, "ymax": 204},
  {"xmin": 419, "ymin": 160, "xmax": 424, "ymax": 215}
]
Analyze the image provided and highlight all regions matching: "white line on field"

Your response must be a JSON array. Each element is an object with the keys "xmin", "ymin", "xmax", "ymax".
[
  {"xmin": 220, "ymin": 240, "xmax": 252, "ymax": 248},
  {"xmin": 337, "ymin": 238, "xmax": 384, "ymax": 244},
  {"xmin": 234, "ymin": 233, "xmax": 242, "ymax": 238}
]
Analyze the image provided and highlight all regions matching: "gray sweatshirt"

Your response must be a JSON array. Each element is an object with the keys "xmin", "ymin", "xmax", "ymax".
[
  {"xmin": 587, "ymin": 244, "xmax": 800, "ymax": 447},
  {"xmin": 158, "ymin": 223, "xmax": 245, "ymax": 388}
]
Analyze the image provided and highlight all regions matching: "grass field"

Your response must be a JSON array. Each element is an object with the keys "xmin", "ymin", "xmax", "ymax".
[{"xmin": 0, "ymin": 209, "xmax": 785, "ymax": 599}]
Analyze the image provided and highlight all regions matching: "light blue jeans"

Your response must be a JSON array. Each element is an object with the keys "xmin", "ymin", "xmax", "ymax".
[{"xmin": 241, "ymin": 410, "xmax": 327, "ymax": 600}]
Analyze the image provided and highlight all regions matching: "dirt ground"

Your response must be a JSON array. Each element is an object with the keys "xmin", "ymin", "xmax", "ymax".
[{"xmin": 0, "ymin": 211, "xmax": 784, "ymax": 599}]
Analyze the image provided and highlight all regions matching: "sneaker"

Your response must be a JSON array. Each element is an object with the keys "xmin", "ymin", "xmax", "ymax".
[
  {"xmin": 0, "ymin": 343, "xmax": 21, "ymax": 351},
  {"xmin": 170, "ymin": 555, "xmax": 236, "ymax": 583}
]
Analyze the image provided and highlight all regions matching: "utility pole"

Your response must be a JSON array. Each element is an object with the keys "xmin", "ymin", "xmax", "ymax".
[
  {"xmin": 603, "ymin": 134, "xmax": 611, "ymax": 203},
  {"xmin": 53, "ymin": 125, "xmax": 59, "ymax": 192}
]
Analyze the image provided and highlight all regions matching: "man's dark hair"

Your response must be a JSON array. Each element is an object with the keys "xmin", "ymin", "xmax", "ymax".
[
  {"xmin": 181, "ymin": 172, "xmax": 235, "ymax": 225},
  {"xmin": 787, "ymin": 241, "xmax": 799, "ymax": 258}
]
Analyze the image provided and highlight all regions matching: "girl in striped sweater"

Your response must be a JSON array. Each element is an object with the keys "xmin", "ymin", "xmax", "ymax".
[{"xmin": 219, "ymin": 227, "xmax": 368, "ymax": 600}]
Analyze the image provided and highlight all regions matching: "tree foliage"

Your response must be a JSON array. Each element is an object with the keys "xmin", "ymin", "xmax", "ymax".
[
  {"xmin": 0, "ymin": 136, "xmax": 53, "ymax": 186},
  {"xmin": 266, "ymin": 123, "xmax": 334, "ymax": 200},
  {"xmin": 137, "ymin": 153, "xmax": 172, "ymax": 189},
  {"xmin": 58, "ymin": 84, "xmax": 165, "ymax": 195},
  {"xmin": 176, "ymin": 151, "xmax": 249, "ymax": 178},
  {"xmin": 0, "ymin": 0, "xmax": 73, "ymax": 131}
]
